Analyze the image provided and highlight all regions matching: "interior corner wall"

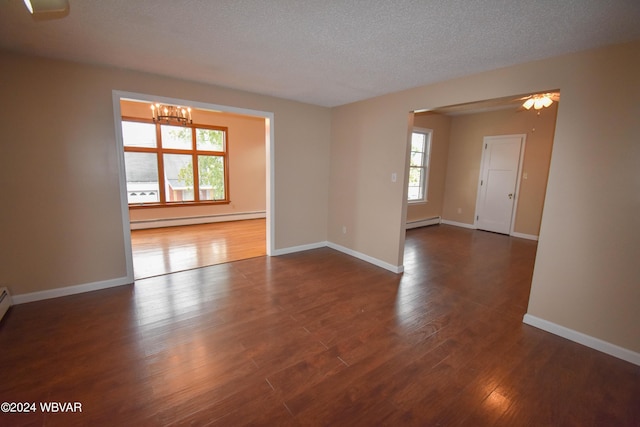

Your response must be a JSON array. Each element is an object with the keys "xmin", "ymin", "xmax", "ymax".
[
  {"xmin": 329, "ymin": 96, "xmax": 411, "ymax": 268},
  {"xmin": 407, "ymin": 112, "xmax": 451, "ymax": 223},
  {"xmin": 328, "ymin": 40, "xmax": 640, "ymax": 355},
  {"xmin": 0, "ymin": 50, "xmax": 331, "ymax": 298}
]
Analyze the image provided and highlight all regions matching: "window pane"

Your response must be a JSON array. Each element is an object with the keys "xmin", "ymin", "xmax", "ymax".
[
  {"xmin": 196, "ymin": 129, "xmax": 225, "ymax": 151},
  {"xmin": 164, "ymin": 154, "xmax": 194, "ymax": 202},
  {"xmin": 122, "ymin": 122, "xmax": 156, "ymax": 148},
  {"xmin": 198, "ymin": 156, "xmax": 225, "ymax": 200},
  {"xmin": 408, "ymin": 130, "xmax": 431, "ymax": 202},
  {"xmin": 409, "ymin": 167, "xmax": 423, "ymax": 186},
  {"xmin": 410, "ymin": 152, "xmax": 423, "ymax": 167},
  {"xmin": 161, "ymin": 125, "xmax": 192, "ymax": 150},
  {"xmin": 124, "ymin": 152, "xmax": 159, "ymax": 203},
  {"xmin": 411, "ymin": 133, "xmax": 425, "ymax": 152},
  {"xmin": 408, "ymin": 167, "xmax": 424, "ymax": 201},
  {"xmin": 408, "ymin": 186, "xmax": 421, "ymax": 200}
]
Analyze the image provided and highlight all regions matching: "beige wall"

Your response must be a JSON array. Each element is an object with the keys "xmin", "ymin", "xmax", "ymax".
[
  {"xmin": 329, "ymin": 95, "xmax": 411, "ymax": 267},
  {"xmin": 526, "ymin": 44, "xmax": 640, "ymax": 354},
  {"xmin": 1, "ymin": 40, "xmax": 638, "ymax": 355},
  {"xmin": 120, "ymin": 100, "xmax": 266, "ymax": 224},
  {"xmin": 0, "ymin": 50, "xmax": 331, "ymax": 296},
  {"xmin": 407, "ymin": 112, "xmax": 451, "ymax": 223},
  {"xmin": 329, "ymin": 41, "xmax": 640, "ymax": 353},
  {"xmin": 441, "ymin": 104, "xmax": 557, "ymax": 236}
]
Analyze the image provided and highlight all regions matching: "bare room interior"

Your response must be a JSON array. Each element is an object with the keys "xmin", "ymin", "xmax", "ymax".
[
  {"xmin": 118, "ymin": 98, "xmax": 268, "ymax": 279},
  {"xmin": 0, "ymin": 1, "xmax": 638, "ymax": 425}
]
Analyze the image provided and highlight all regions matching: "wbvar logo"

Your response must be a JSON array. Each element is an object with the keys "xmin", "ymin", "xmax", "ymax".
[{"xmin": 40, "ymin": 402, "xmax": 83, "ymax": 413}]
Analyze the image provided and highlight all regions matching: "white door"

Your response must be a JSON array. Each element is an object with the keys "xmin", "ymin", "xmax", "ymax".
[{"xmin": 475, "ymin": 135, "xmax": 524, "ymax": 234}]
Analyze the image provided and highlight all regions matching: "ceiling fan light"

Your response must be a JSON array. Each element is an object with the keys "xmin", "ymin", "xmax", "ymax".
[
  {"xmin": 534, "ymin": 97, "xmax": 546, "ymax": 110},
  {"xmin": 523, "ymin": 98, "xmax": 535, "ymax": 110},
  {"xmin": 541, "ymin": 96, "xmax": 553, "ymax": 108}
]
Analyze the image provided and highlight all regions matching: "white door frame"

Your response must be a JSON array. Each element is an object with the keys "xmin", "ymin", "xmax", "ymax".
[
  {"xmin": 112, "ymin": 90, "xmax": 275, "ymax": 283},
  {"xmin": 474, "ymin": 134, "xmax": 526, "ymax": 236}
]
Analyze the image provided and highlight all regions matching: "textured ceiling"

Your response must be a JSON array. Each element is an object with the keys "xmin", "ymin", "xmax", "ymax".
[{"xmin": 1, "ymin": 0, "xmax": 639, "ymax": 107}]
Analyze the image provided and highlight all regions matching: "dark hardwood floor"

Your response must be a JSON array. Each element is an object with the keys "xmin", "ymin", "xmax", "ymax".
[
  {"xmin": 1, "ymin": 225, "xmax": 638, "ymax": 426},
  {"xmin": 131, "ymin": 219, "xmax": 267, "ymax": 279}
]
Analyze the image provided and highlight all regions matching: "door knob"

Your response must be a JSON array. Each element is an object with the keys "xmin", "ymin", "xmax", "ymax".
[{"xmin": 508, "ymin": 193, "xmax": 513, "ymax": 199}]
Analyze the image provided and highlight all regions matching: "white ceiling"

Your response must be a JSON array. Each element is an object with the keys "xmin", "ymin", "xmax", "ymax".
[{"xmin": 1, "ymin": 0, "xmax": 639, "ymax": 107}]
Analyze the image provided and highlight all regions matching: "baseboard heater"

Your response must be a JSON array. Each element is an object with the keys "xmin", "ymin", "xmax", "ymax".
[
  {"xmin": 130, "ymin": 211, "xmax": 267, "ymax": 230},
  {"xmin": 406, "ymin": 216, "xmax": 441, "ymax": 230},
  {"xmin": 0, "ymin": 287, "xmax": 12, "ymax": 322}
]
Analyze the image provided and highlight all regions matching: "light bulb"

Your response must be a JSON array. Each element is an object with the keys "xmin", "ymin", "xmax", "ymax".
[
  {"xmin": 534, "ymin": 97, "xmax": 545, "ymax": 109},
  {"xmin": 523, "ymin": 98, "xmax": 535, "ymax": 110}
]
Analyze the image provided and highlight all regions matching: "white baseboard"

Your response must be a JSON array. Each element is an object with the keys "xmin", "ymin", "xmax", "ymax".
[
  {"xmin": 272, "ymin": 241, "xmax": 328, "ymax": 256},
  {"xmin": 511, "ymin": 232, "xmax": 539, "ymax": 241},
  {"xmin": 269, "ymin": 240, "xmax": 404, "ymax": 274},
  {"xmin": 440, "ymin": 221, "xmax": 539, "ymax": 241},
  {"xmin": 440, "ymin": 219, "xmax": 476, "ymax": 229},
  {"xmin": 12, "ymin": 276, "xmax": 132, "ymax": 305},
  {"xmin": 327, "ymin": 242, "xmax": 403, "ymax": 274},
  {"xmin": 12, "ymin": 237, "xmax": 402, "ymax": 304},
  {"xmin": 130, "ymin": 211, "xmax": 266, "ymax": 230},
  {"xmin": 406, "ymin": 217, "xmax": 441, "ymax": 229},
  {"xmin": 523, "ymin": 314, "xmax": 640, "ymax": 366}
]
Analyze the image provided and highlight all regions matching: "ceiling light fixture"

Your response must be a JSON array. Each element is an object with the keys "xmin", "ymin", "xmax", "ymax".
[
  {"xmin": 522, "ymin": 94, "xmax": 554, "ymax": 110},
  {"xmin": 23, "ymin": 0, "xmax": 70, "ymax": 18},
  {"xmin": 151, "ymin": 103, "xmax": 193, "ymax": 126}
]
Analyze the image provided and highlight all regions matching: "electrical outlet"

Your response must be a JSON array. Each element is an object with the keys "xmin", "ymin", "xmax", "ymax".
[{"xmin": 342, "ymin": 225, "xmax": 347, "ymax": 234}]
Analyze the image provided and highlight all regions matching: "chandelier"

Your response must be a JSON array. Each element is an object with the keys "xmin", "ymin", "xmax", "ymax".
[
  {"xmin": 522, "ymin": 94, "xmax": 554, "ymax": 110},
  {"xmin": 151, "ymin": 103, "xmax": 192, "ymax": 126}
]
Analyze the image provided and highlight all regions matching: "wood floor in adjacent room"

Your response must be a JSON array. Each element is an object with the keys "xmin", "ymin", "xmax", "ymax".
[
  {"xmin": 1, "ymin": 225, "xmax": 638, "ymax": 426},
  {"xmin": 130, "ymin": 219, "xmax": 267, "ymax": 279}
]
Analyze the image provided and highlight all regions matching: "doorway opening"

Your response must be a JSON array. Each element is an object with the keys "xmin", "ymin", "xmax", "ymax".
[
  {"xmin": 405, "ymin": 90, "xmax": 559, "ymax": 243},
  {"xmin": 112, "ymin": 91, "xmax": 275, "ymax": 281}
]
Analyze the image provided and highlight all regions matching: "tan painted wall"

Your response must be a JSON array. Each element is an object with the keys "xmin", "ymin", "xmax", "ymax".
[
  {"xmin": 407, "ymin": 112, "xmax": 451, "ymax": 223},
  {"xmin": 120, "ymin": 100, "xmax": 266, "ymax": 223},
  {"xmin": 1, "ymin": 41, "xmax": 638, "ymax": 355},
  {"xmin": 441, "ymin": 104, "xmax": 557, "ymax": 236},
  {"xmin": 0, "ymin": 50, "xmax": 330, "ymax": 296},
  {"xmin": 526, "ymin": 44, "xmax": 640, "ymax": 353},
  {"xmin": 329, "ymin": 41, "xmax": 640, "ymax": 353},
  {"xmin": 329, "ymin": 95, "xmax": 411, "ymax": 266}
]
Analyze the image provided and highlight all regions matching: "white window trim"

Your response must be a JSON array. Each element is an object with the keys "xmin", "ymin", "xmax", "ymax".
[{"xmin": 408, "ymin": 127, "xmax": 432, "ymax": 204}]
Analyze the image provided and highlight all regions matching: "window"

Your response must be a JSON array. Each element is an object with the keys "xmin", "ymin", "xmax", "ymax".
[
  {"xmin": 122, "ymin": 119, "xmax": 228, "ymax": 206},
  {"xmin": 408, "ymin": 128, "xmax": 432, "ymax": 202}
]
